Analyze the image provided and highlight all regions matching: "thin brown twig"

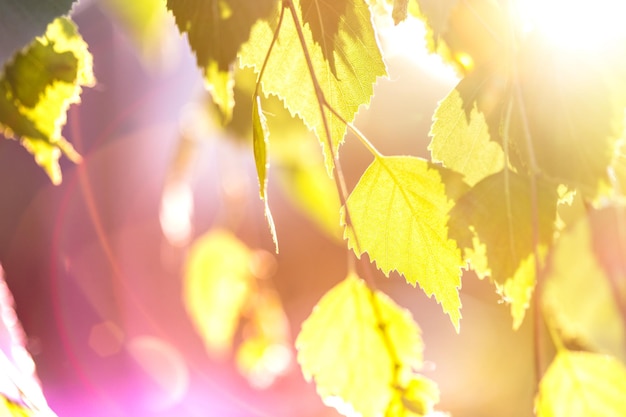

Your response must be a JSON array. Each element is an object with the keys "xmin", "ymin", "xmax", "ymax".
[{"xmin": 280, "ymin": 0, "xmax": 404, "ymax": 381}]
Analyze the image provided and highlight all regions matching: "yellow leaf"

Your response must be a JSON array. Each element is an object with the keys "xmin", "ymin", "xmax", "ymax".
[
  {"xmin": 536, "ymin": 351, "xmax": 626, "ymax": 417},
  {"xmin": 239, "ymin": 0, "xmax": 386, "ymax": 174},
  {"xmin": 449, "ymin": 170, "xmax": 558, "ymax": 328},
  {"xmin": 343, "ymin": 156, "xmax": 464, "ymax": 330},
  {"xmin": 542, "ymin": 215, "xmax": 626, "ymax": 358},
  {"xmin": 183, "ymin": 229, "xmax": 252, "ymax": 355},
  {"xmin": 296, "ymin": 273, "xmax": 425, "ymax": 417},
  {"xmin": 253, "ymin": 95, "xmax": 278, "ymax": 252},
  {"xmin": 0, "ymin": 17, "xmax": 94, "ymax": 184},
  {"xmin": 429, "ymin": 88, "xmax": 504, "ymax": 187}
]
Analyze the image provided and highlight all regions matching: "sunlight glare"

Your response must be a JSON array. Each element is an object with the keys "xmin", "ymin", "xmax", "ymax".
[{"xmin": 517, "ymin": 0, "xmax": 626, "ymax": 50}]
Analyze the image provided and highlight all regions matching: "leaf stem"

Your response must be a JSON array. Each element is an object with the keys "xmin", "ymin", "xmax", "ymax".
[
  {"xmin": 283, "ymin": 0, "xmax": 403, "ymax": 387},
  {"xmin": 325, "ymin": 104, "xmax": 383, "ymax": 158},
  {"xmin": 254, "ymin": 5, "xmax": 286, "ymax": 98},
  {"xmin": 513, "ymin": 74, "xmax": 546, "ymax": 385}
]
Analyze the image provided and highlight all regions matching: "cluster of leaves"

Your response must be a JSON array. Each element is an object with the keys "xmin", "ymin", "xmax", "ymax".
[{"xmin": 2, "ymin": 0, "xmax": 626, "ymax": 416}]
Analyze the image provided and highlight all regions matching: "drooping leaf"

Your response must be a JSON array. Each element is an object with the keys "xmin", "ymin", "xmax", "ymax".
[
  {"xmin": 252, "ymin": 95, "xmax": 278, "ymax": 252},
  {"xmin": 343, "ymin": 156, "xmax": 465, "ymax": 330},
  {"xmin": 542, "ymin": 213, "xmax": 626, "ymax": 358},
  {"xmin": 449, "ymin": 170, "xmax": 558, "ymax": 328},
  {"xmin": 239, "ymin": 0, "xmax": 386, "ymax": 174},
  {"xmin": 536, "ymin": 351, "xmax": 626, "ymax": 417},
  {"xmin": 166, "ymin": 0, "xmax": 277, "ymax": 122},
  {"xmin": 429, "ymin": 87, "xmax": 504, "ymax": 186},
  {"xmin": 0, "ymin": 17, "xmax": 94, "ymax": 184},
  {"xmin": 0, "ymin": 0, "xmax": 76, "ymax": 67},
  {"xmin": 296, "ymin": 273, "xmax": 434, "ymax": 417},
  {"xmin": 183, "ymin": 229, "xmax": 253, "ymax": 355}
]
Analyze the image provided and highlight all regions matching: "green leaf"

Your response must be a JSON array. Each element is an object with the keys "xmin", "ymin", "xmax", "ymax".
[
  {"xmin": 536, "ymin": 351, "xmax": 626, "ymax": 417},
  {"xmin": 252, "ymin": 95, "xmax": 278, "ymax": 252},
  {"xmin": 239, "ymin": 0, "xmax": 386, "ymax": 174},
  {"xmin": 296, "ymin": 273, "xmax": 429, "ymax": 417},
  {"xmin": 0, "ymin": 17, "xmax": 95, "ymax": 184},
  {"xmin": 542, "ymin": 212, "xmax": 626, "ymax": 358},
  {"xmin": 166, "ymin": 0, "xmax": 277, "ymax": 122},
  {"xmin": 343, "ymin": 156, "xmax": 464, "ymax": 331},
  {"xmin": 429, "ymin": 87, "xmax": 504, "ymax": 186},
  {"xmin": 0, "ymin": 0, "xmax": 76, "ymax": 67},
  {"xmin": 449, "ymin": 170, "xmax": 558, "ymax": 328},
  {"xmin": 183, "ymin": 229, "xmax": 253, "ymax": 355}
]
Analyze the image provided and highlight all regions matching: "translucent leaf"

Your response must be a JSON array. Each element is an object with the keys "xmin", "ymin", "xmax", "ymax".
[
  {"xmin": 542, "ymin": 214, "xmax": 626, "ymax": 358},
  {"xmin": 429, "ymin": 88, "xmax": 504, "ymax": 186},
  {"xmin": 536, "ymin": 351, "xmax": 626, "ymax": 417},
  {"xmin": 183, "ymin": 229, "xmax": 253, "ymax": 355},
  {"xmin": 296, "ymin": 273, "xmax": 426, "ymax": 417},
  {"xmin": 0, "ymin": 17, "xmax": 94, "ymax": 184},
  {"xmin": 239, "ymin": 0, "xmax": 386, "ymax": 173},
  {"xmin": 386, "ymin": 374, "xmax": 440, "ymax": 417},
  {"xmin": 449, "ymin": 170, "xmax": 558, "ymax": 328},
  {"xmin": 343, "ymin": 156, "xmax": 464, "ymax": 331},
  {"xmin": 166, "ymin": 0, "xmax": 276, "ymax": 122},
  {"xmin": 253, "ymin": 96, "xmax": 278, "ymax": 252},
  {"xmin": 0, "ymin": 0, "xmax": 76, "ymax": 67}
]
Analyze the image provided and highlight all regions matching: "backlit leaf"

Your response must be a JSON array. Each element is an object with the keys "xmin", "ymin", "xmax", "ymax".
[
  {"xmin": 0, "ymin": 0, "xmax": 76, "ymax": 67},
  {"xmin": 543, "ymin": 213, "xmax": 626, "ymax": 358},
  {"xmin": 449, "ymin": 170, "xmax": 558, "ymax": 328},
  {"xmin": 429, "ymin": 87, "xmax": 504, "ymax": 186},
  {"xmin": 296, "ymin": 273, "xmax": 427, "ymax": 417},
  {"xmin": 536, "ymin": 351, "xmax": 626, "ymax": 417},
  {"xmin": 239, "ymin": 0, "xmax": 386, "ymax": 173},
  {"xmin": 167, "ymin": 0, "xmax": 276, "ymax": 122},
  {"xmin": 0, "ymin": 17, "xmax": 94, "ymax": 184},
  {"xmin": 184, "ymin": 229, "xmax": 253, "ymax": 355},
  {"xmin": 386, "ymin": 374, "xmax": 440, "ymax": 417},
  {"xmin": 343, "ymin": 156, "xmax": 464, "ymax": 330},
  {"xmin": 253, "ymin": 95, "xmax": 278, "ymax": 252}
]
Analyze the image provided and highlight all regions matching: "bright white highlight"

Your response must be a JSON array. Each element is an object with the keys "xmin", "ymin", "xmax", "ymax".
[{"xmin": 517, "ymin": 0, "xmax": 626, "ymax": 50}]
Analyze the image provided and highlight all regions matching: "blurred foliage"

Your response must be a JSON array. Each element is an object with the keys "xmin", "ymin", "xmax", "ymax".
[{"xmin": 0, "ymin": 16, "xmax": 94, "ymax": 184}]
